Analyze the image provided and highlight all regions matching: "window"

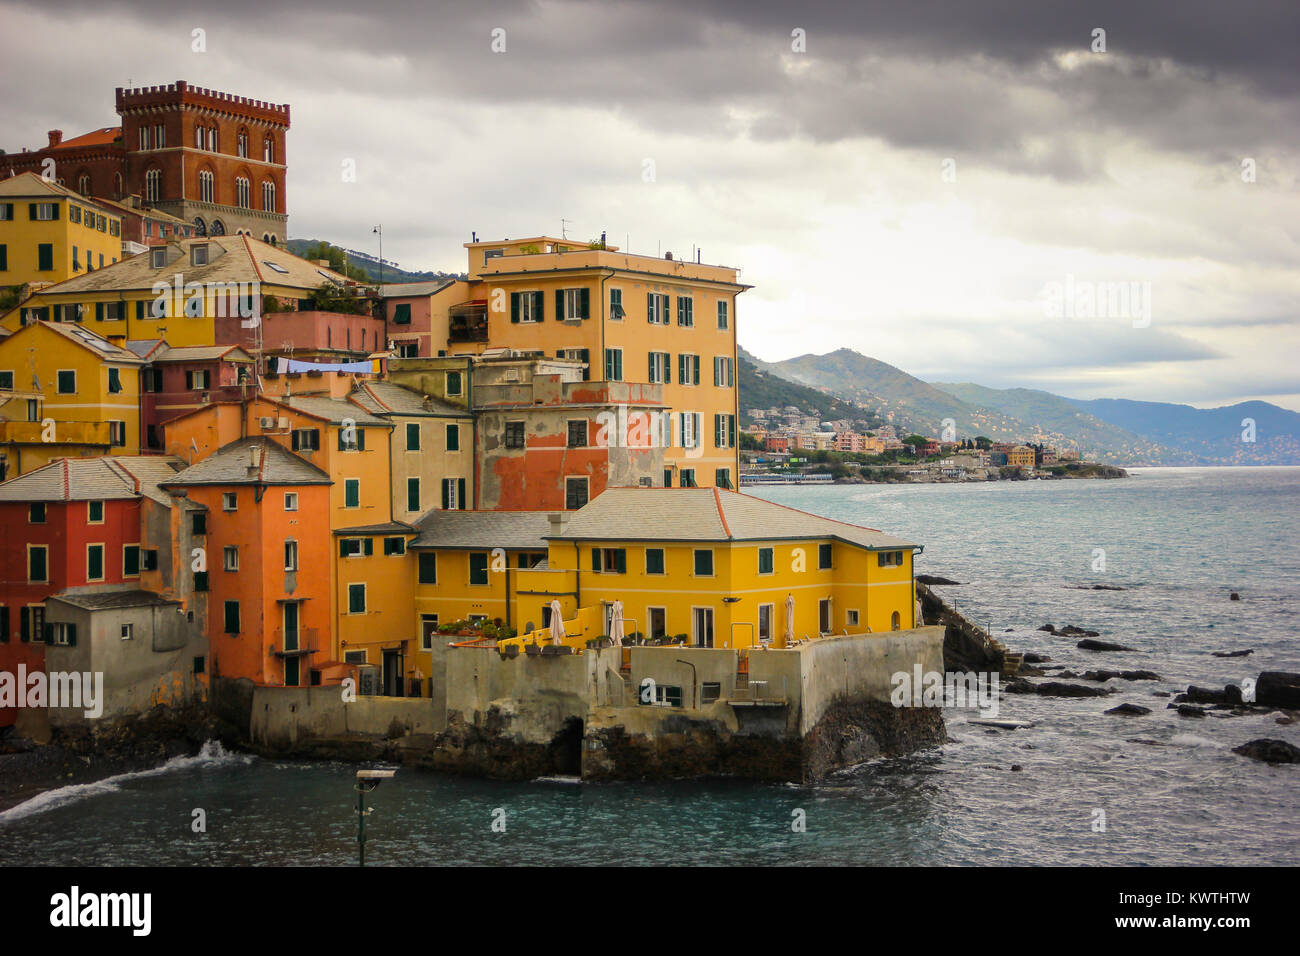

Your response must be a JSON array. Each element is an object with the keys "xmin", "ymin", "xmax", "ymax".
[
  {"xmin": 283, "ymin": 539, "xmax": 299, "ymax": 570},
  {"xmin": 87, "ymin": 500, "xmax": 104, "ymax": 523},
  {"xmin": 609, "ymin": 288, "xmax": 624, "ymax": 320},
  {"xmin": 468, "ymin": 552, "xmax": 489, "ymax": 586},
  {"xmin": 647, "ymin": 292, "xmax": 668, "ymax": 324},
  {"xmin": 680, "ymin": 468, "xmax": 697, "ymax": 488},
  {"xmin": 145, "ymin": 169, "xmax": 160, "ymax": 203},
  {"xmin": 151, "ymin": 247, "xmax": 167, "ymax": 269},
  {"xmin": 648, "ymin": 351, "xmax": 670, "ymax": 384},
  {"xmin": 224, "ymin": 601, "xmax": 241, "ymax": 634},
  {"xmin": 284, "ymin": 493, "xmax": 298, "ymax": 511},
  {"xmin": 420, "ymin": 614, "xmax": 439, "ymax": 651},
  {"xmin": 758, "ymin": 604, "xmax": 774, "ymax": 644},
  {"xmin": 441, "ymin": 478, "xmax": 466, "ymax": 510},
  {"xmin": 338, "ymin": 427, "xmax": 365, "ymax": 451},
  {"xmin": 713, "ymin": 356, "xmax": 734, "ymax": 387},
  {"xmin": 348, "ymin": 583, "xmax": 367, "ymax": 614},
  {"xmin": 261, "ymin": 180, "xmax": 276, "ymax": 211},
  {"xmin": 694, "ymin": 549, "xmax": 714, "ymax": 576},
  {"xmin": 678, "ymin": 354, "xmax": 701, "ymax": 386},
  {"xmin": 0, "ymin": 245, "xmax": 6, "ymax": 272},
  {"xmin": 37, "ymin": 244, "xmax": 54, "ymax": 272},
  {"xmin": 191, "ymin": 512, "xmax": 207, "ymax": 534},
  {"xmin": 109, "ymin": 421, "xmax": 127, "ymax": 447},
  {"xmin": 504, "ymin": 421, "xmax": 525, "ymax": 449},
  {"xmin": 892, "ymin": 611, "xmax": 902, "ymax": 631},
  {"xmin": 446, "ymin": 370, "xmax": 462, "ymax": 396},
  {"xmin": 223, "ymin": 546, "xmax": 239, "ymax": 571},
  {"xmin": 565, "ymin": 477, "xmax": 589, "ymax": 510},
  {"xmin": 758, "ymin": 547, "xmax": 774, "ymax": 575},
  {"xmin": 645, "ymin": 548, "xmax": 665, "ymax": 575},
  {"xmin": 0, "ymin": 203, "xmax": 11, "ymax": 220},
  {"xmin": 48, "ymin": 622, "xmax": 77, "ymax": 647},
  {"xmin": 567, "ymin": 420, "xmax": 587, "ymax": 448},
  {"xmin": 679, "ymin": 412, "xmax": 700, "ymax": 449},
  {"xmin": 847, "ymin": 609, "xmax": 860, "ymax": 628},
  {"xmin": 397, "ymin": 341, "xmax": 418, "ymax": 358},
  {"xmin": 124, "ymin": 545, "xmax": 141, "ymax": 576},
  {"xmin": 819, "ymin": 599, "xmax": 832, "ymax": 635},
  {"xmin": 191, "ymin": 244, "xmax": 209, "ymax": 266},
  {"xmin": 141, "ymin": 549, "xmax": 159, "ymax": 571},
  {"xmin": 339, "ymin": 537, "xmax": 374, "ymax": 558},
  {"xmin": 56, "ymin": 370, "xmax": 76, "ymax": 394},
  {"xmin": 199, "ymin": 169, "xmax": 214, "ymax": 203},
  {"xmin": 715, "ymin": 468, "xmax": 732, "ymax": 489},
  {"xmin": 86, "ymin": 544, "xmax": 105, "ymax": 581},
  {"xmin": 418, "ymin": 552, "xmax": 437, "ymax": 584},
  {"xmin": 194, "ymin": 571, "xmax": 209, "ymax": 592},
  {"xmin": 604, "ymin": 348, "xmax": 623, "ymax": 381},
  {"xmin": 446, "ymin": 424, "xmax": 460, "ymax": 451},
  {"xmin": 509, "ymin": 290, "xmax": 544, "ymax": 323},
  {"xmin": 291, "ymin": 428, "xmax": 320, "ymax": 451},
  {"xmin": 29, "ymin": 502, "xmax": 46, "ymax": 524},
  {"xmin": 558, "ymin": 287, "xmax": 590, "ymax": 320},
  {"xmin": 31, "ymin": 202, "xmax": 58, "ymax": 221},
  {"xmin": 819, "ymin": 543, "xmax": 833, "ymax": 569},
  {"xmin": 383, "ymin": 536, "xmax": 406, "ymax": 556},
  {"xmin": 223, "ymin": 492, "xmax": 238, "ymax": 511},
  {"xmin": 407, "ymin": 477, "xmax": 420, "ymax": 513},
  {"xmin": 264, "ymin": 137, "xmax": 275, "ymax": 163},
  {"xmin": 21, "ymin": 606, "xmax": 44, "ymax": 643},
  {"xmin": 676, "ymin": 295, "xmax": 694, "ymax": 327},
  {"xmin": 877, "ymin": 550, "xmax": 905, "ymax": 567},
  {"xmin": 701, "ymin": 682, "xmax": 722, "ymax": 705},
  {"xmin": 344, "ymin": 479, "xmax": 360, "ymax": 508},
  {"xmin": 714, "ymin": 414, "xmax": 736, "ymax": 449},
  {"xmin": 186, "ymin": 369, "xmax": 210, "ymax": 390},
  {"xmin": 235, "ymin": 177, "xmax": 250, "ymax": 209},
  {"xmin": 591, "ymin": 548, "xmax": 627, "ymax": 573}
]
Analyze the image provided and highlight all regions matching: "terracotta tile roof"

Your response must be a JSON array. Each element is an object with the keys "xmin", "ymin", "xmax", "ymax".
[{"xmin": 50, "ymin": 127, "xmax": 121, "ymax": 150}]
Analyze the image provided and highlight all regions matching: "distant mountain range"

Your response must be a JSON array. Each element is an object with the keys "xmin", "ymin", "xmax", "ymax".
[
  {"xmin": 285, "ymin": 239, "xmax": 465, "ymax": 285},
  {"xmin": 740, "ymin": 347, "xmax": 1299, "ymax": 466}
]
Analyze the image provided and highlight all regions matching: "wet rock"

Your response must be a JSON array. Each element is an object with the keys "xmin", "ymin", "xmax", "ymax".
[
  {"xmin": 1106, "ymin": 703, "xmax": 1151, "ymax": 716},
  {"xmin": 1010, "ymin": 764, "xmax": 1023, "ymax": 771},
  {"xmin": 1080, "ymin": 669, "xmax": 1162, "ymax": 682},
  {"xmin": 1059, "ymin": 625, "xmax": 1102, "ymax": 638},
  {"xmin": 1022, "ymin": 653, "xmax": 1051, "ymax": 663},
  {"xmin": 1152, "ymin": 691, "xmax": 1172, "ymax": 697},
  {"xmin": 1038, "ymin": 624, "xmax": 1056, "ymax": 633},
  {"xmin": 1176, "ymin": 704, "xmax": 1207, "ymax": 718},
  {"xmin": 1256, "ymin": 672, "xmax": 1300, "ymax": 709},
  {"xmin": 1184, "ymin": 686, "xmax": 1229, "ymax": 705},
  {"xmin": 1077, "ymin": 639, "xmax": 1136, "ymax": 652},
  {"xmin": 1276, "ymin": 716, "xmax": 1294, "ymax": 726},
  {"xmin": 1232, "ymin": 739, "xmax": 1300, "ymax": 764},
  {"xmin": 1068, "ymin": 584, "xmax": 1127, "ymax": 591},
  {"xmin": 1212, "ymin": 649, "xmax": 1253, "ymax": 658},
  {"xmin": 1224, "ymin": 684, "xmax": 1244, "ymax": 706},
  {"xmin": 1229, "ymin": 592, "xmax": 1241, "ymax": 601},
  {"xmin": 916, "ymin": 575, "xmax": 962, "ymax": 586},
  {"xmin": 1004, "ymin": 679, "xmax": 1115, "ymax": 698}
]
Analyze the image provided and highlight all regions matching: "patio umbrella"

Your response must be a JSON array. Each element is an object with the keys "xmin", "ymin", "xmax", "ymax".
[
  {"xmin": 549, "ymin": 600, "xmax": 566, "ymax": 645},
  {"xmin": 784, "ymin": 593, "xmax": 795, "ymax": 645},
  {"xmin": 609, "ymin": 600, "xmax": 626, "ymax": 647}
]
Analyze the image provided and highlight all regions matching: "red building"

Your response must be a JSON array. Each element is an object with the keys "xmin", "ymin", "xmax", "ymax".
[
  {"xmin": 2, "ymin": 80, "xmax": 289, "ymax": 243},
  {"xmin": 0, "ymin": 456, "xmax": 183, "ymax": 726},
  {"xmin": 131, "ymin": 342, "xmax": 256, "ymax": 450}
]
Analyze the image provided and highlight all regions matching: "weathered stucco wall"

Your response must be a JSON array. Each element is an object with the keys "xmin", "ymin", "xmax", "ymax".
[{"xmin": 248, "ymin": 684, "xmax": 442, "ymax": 750}]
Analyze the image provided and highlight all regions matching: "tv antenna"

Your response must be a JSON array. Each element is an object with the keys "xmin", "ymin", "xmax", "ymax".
[{"xmin": 561, "ymin": 218, "xmax": 572, "ymax": 239}]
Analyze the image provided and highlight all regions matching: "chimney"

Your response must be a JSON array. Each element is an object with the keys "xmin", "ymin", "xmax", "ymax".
[
  {"xmin": 548, "ymin": 513, "xmax": 570, "ymax": 535},
  {"xmin": 249, "ymin": 444, "xmax": 263, "ymax": 470},
  {"xmin": 47, "ymin": 130, "xmax": 63, "ymax": 148}
]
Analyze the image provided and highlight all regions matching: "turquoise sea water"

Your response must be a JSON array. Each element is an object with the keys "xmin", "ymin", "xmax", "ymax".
[{"xmin": 1, "ymin": 467, "xmax": 1297, "ymax": 865}]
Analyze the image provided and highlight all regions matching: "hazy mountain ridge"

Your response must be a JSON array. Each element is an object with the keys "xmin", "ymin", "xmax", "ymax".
[{"xmin": 743, "ymin": 347, "xmax": 1297, "ymax": 465}]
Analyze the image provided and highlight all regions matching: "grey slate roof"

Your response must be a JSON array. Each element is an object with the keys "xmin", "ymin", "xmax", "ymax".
[
  {"xmin": 410, "ymin": 509, "xmax": 553, "ymax": 551},
  {"xmin": 380, "ymin": 280, "xmax": 456, "ymax": 298},
  {"xmin": 163, "ymin": 437, "xmax": 330, "ymax": 487},
  {"xmin": 549, "ymin": 487, "xmax": 919, "ymax": 550},
  {"xmin": 0, "ymin": 456, "xmax": 183, "ymax": 505},
  {"xmin": 349, "ymin": 381, "xmax": 468, "ymax": 418},
  {"xmin": 48, "ymin": 588, "xmax": 180, "ymax": 611},
  {"xmin": 334, "ymin": 521, "xmax": 416, "ymax": 535},
  {"xmin": 281, "ymin": 395, "xmax": 390, "ymax": 426}
]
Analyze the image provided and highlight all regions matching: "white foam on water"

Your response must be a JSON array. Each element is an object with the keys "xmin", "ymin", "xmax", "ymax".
[
  {"xmin": 1170, "ymin": 733, "xmax": 1225, "ymax": 749},
  {"xmin": 532, "ymin": 775, "xmax": 582, "ymax": 785},
  {"xmin": 0, "ymin": 740, "xmax": 252, "ymax": 824}
]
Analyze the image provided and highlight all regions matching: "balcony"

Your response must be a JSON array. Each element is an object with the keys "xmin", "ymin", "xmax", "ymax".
[
  {"xmin": 0, "ymin": 420, "xmax": 113, "ymax": 446},
  {"xmin": 271, "ymin": 627, "xmax": 320, "ymax": 657}
]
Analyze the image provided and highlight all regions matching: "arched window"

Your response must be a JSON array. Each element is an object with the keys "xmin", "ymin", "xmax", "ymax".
[
  {"xmin": 237, "ymin": 128, "xmax": 249, "ymax": 158},
  {"xmin": 193, "ymin": 216, "xmax": 207, "ymax": 236},
  {"xmin": 891, "ymin": 611, "xmax": 901, "ymax": 631},
  {"xmin": 235, "ymin": 177, "xmax": 250, "ymax": 209},
  {"xmin": 261, "ymin": 180, "xmax": 275, "ymax": 212},
  {"xmin": 144, "ymin": 168, "xmax": 161, "ymax": 203},
  {"xmin": 210, "ymin": 219, "xmax": 225, "ymax": 236},
  {"xmin": 198, "ymin": 169, "xmax": 214, "ymax": 204},
  {"xmin": 76, "ymin": 172, "xmax": 91, "ymax": 195},
  {"xmin": 113, "ymin": 173, "xmax": 123, "ymax": 199},
  {"xmin": 263, "ymin": 136, "xmax": 275, "ymax": 163}
]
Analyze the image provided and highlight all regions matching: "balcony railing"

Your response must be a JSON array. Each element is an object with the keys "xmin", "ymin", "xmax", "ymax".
[{"xmin": 271, "ymin": 627, "xmax": 319, "ymax": 657}]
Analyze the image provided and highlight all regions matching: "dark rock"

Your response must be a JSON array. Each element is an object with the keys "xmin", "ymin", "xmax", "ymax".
[
  {"xmin": 1022, "ymin": 653, "xmax": 1051, "ymax": 663},
  {"xmin": 1077, "ymin": 639, "xmax": 1136, "ymax": 652},
  {"xmin": 1276, "ymin": 716, "xmax": 1295, "ymax": 726},
  {"xmin": 1004, "ymin": 679, "xmax": 1115, "ymax": 698},
  {"xmin": 1229, "ymin": 592, "xmax": 1241, "ymax": 601},
  {"xmin": 1212, "ymin": 649, "xmax": 1253, "ymax": 658},
  {"xmin": 1068, "ymin": 584, "xmax": 1127, "ymax": 591},
  {"xmin": 1059, "ymin": 625, "xmax": 1101, "ymax": 637},
  {"xmin": 1232, "ymin": 739, "xmax": 1300, "ymax": 764},
  {"xmin": 1080, "ymin": 669, "xmax": 1162, "ymax": 682},
  {"xmin": 1177, "ymin": 704, "xmax": 1207, "ymax": 718},
  {"xmin": 1256, "ymin": 672, "xmax": 1300, "ymax": 709},
  {"xmin": 1224, "ymin": 684, "xmax": 1244, "ymax": 706},
  {"xmin": 1152, "ymin": 691, "xmax": 1171, "ymax": 697},
  {"xmin": 916, "ymin": 575, "xmax": 962, "ymax": 586},
  {"xmin": 1184, "ymin": 685, "xmax": 1229, "ymax": 705},
  {"xmin": 1106, "ymin": 703, "xmax": 1151, "ymax": 716},
  {"xmin": 1010, "ymin": 764, "xmax": 1023, "ymax": 771},
  {"xmin": 1038, "ymin": 624, "xmax": 1056, "ymax": 633}
]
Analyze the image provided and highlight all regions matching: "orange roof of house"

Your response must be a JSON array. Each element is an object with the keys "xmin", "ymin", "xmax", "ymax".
[{"xmin": 54, "ymin": 127, "xmax": 121, "ymax": 149}]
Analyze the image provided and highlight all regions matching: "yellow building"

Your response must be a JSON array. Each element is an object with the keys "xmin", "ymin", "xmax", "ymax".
[
  {"xmin": 0, "ymin": 321, "xmax": 142, "ymax": 475},
  {"xmin": 1, "ymin": 234, "xmax": 357, "ymax": 350},
  {"xmin": 0, "ymin": 172, "xmax": 125, "ymax": 289},
  {"xmin": 395, "ymin": 236, "xmax": 749, "ymax": 490},
  {"xmin": 1007, "ymin": 445, "xmax": 1036, "ymax": 469}
]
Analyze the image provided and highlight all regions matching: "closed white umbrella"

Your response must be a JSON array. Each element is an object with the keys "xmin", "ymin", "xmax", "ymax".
[
  {"xmin": 549, "ymin": 600, "xmax": 566, "ymax": 646},
  {"xmin": 784, "ymin": 593, "xmax": 795, "ymax": 646},
  {"xmin": 609, "ymin": 600, "xmax": 625, "ymax": 647}
]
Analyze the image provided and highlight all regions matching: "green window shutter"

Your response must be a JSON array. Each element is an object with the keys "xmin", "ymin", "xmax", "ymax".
[
  {"xmin": 592, "ymin": 548, "xmax": 603, "ymax": 572},
  {"xmin": 28, "ymin": 203, "xmax": 38, "ymax": 220},
  {"xmin": 407, "ymin": 478, "xmax": 420, "ymax": 512},
  {"xmin": 96, "ymin": 302, "xmax": 104, "ymax": 321},
  {"xmin": 406, "ymin": 422, "xmax": 419, "ymax": 450},
  {"xmin": 135, "ymin": 300, "xmax": 144, "ymax": 319},
  {"xmin": 457, "ymin": 478, "xmax": 466, "ymax": 509},
  {"xmin": 579, "ymin": 288, "xmax": 590, "ymax": 317},
  {"xmin": 694, "ymin": 360, "xmax": 700, "ymax": 386},
  {"xmin": 678, "ymin": 354, "xmax": 685, "ymax": 383},
  {"xmin": 510, "ymin": 293, "xmax": 520, "ymax": 323},
  {"xmin": 579, "ymin": 349, "xmax": 590, "ymax": 381},
  {"xmin": 418, "ymin": 552, "xmax": 437, "ymax": 584},
  {"xmin": 647, "ymin": 292, "xmax": 654, "ymax": 323},
  {"xmin": 43, "ymin": 622, "xmax": 54, "ymax": 642},
  {"xmin": 393, "ymin": 303, "xmax": 411, "ymax": 324},
  {"xmin": 339, "ymin": 539, "xmax": 349, "ymax": 557},
  {"xmin": 534, "ymin": 291, "xmax": 544, "ymax": 321},
  {"xmin": 363, "ymin": 538, "xmax": 374, "ymax": 556},
  {"xmin": 65, "ymin": 623, "xmax": 77, "ymax": 647},
  {"xmin": 663, "ymin": 353, "xmax": 670, "ymax": 384},
  {"xmin": 441, "ymin": 480, "xmax": 450, "ymax": 510},
  {"xmin": 446, "ymin": 424, "xmax": 459, "ymax": 451},
  {"xmin": 615, "ymin": 550, "xmax": 627, "ymax": 574},
  {"xmin": 555, "ymin": 288, "xmax": 564, "ymax": 320}
]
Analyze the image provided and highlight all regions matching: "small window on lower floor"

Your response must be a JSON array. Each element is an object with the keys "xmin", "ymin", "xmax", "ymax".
[
  {"xmin": 701, "ymin": 682, "xmax": 721, "ymax": 705},
  {"xmin": 846, "ymin": 610, "xmax": 860, "ymax": 628},
  {"xmin": 120, "ymin": 623, "xmax": 134, "ymax": 640}
]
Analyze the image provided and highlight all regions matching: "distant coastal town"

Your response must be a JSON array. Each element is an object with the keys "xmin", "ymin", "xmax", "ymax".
[{"xmin": 740, "ymin": 405, "xmax": 1126, "ymax": 484}]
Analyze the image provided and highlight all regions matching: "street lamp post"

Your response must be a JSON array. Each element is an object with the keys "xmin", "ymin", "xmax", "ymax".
[{"xmin": 354, "ymin": 769, "xmax": 396, "ymax": 866}]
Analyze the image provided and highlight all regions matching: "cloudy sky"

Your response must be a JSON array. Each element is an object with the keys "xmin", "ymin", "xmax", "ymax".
[{"xmin": 3, "ymin": 0, "xmax": 1297, "ymax": 409}]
